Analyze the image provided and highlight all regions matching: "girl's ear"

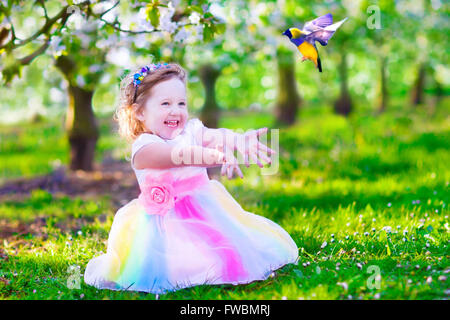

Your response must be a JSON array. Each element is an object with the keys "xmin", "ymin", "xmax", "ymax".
[{"xmin": 133, "ymin": 103, "xmax": 145, "ymax": 122}]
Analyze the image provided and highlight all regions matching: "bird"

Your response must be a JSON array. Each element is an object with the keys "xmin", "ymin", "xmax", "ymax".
[{"xmin": 282, "ymin": 13, "xmax": 348, "ymax": 72}]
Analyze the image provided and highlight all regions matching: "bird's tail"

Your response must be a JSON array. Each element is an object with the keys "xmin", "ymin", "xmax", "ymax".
[{"xmin": 317, "ymin": 56, "xmax": 322, "ymax": 72}]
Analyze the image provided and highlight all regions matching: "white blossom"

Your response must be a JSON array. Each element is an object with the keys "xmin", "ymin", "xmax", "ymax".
[
  {"xmin": 382, "ymin": 226, "xmax": 392, "ymax": 233},
  {"xmin": 48, "ymin": 37, "xmax": 66, "ymax": 55},
  {"xmin": 160, "ymin": 18, "xmax": 177, "ymax": 34},
  {"xmin": 337, "ymin": 282, "xmax": 348, "ymax": 291},
  {"xmin": 137, "ymin": 7, "xmax": 155, "ymax": 32},
  {"xmin": 171, "ymin": 0, "xmax": 180, "ymax": 7},
  {"xmin": 133, "ymin": 33, "xmax": 149, "ymax": 49},
  {"xmin": 106, "ymin": 47, "xmax": 131, "ymax": 67},
  {"xmin": 194, "ymin": 25, "xmax": 204, "ymax": 41},
  {"xmin": 269, "ymin": 8, "xmax": 283, "ymax": 27},
  {"xmin": 189, "ymin": 12, "xmax": 201, "ymax": 25},
  {"xmin": 92, "ymin": 1, "xmax": 117, "ymax": 15},
  {"xmin": 174, "ymin": 28, "xmax": 190, "ymax": 43},
  {"xmin": 159, "ymin": 2, "xmax": 177, "ymax": 34},
  {"xmin": 89, "ymin": 64, "xmax": 102, "ymax": 73}
]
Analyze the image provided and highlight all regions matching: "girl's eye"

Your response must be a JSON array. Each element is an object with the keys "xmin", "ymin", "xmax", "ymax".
[
  {"xmin": 179, "ymin": 102, "xmax": 186, "ymax": 106},
  {"xmin": 162, "ymin": 102, "xmax": 169, "ymax": 106}
]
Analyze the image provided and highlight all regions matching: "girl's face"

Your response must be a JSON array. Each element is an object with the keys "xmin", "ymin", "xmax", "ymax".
[{"xmin": 136, "ymin": 77, "xmax": 189, "ymax": 140}]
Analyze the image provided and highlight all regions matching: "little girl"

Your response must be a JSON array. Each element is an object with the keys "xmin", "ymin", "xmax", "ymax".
[{"xmin": 84, "ymin": 62, "xmax": 299, "ymax": 294}]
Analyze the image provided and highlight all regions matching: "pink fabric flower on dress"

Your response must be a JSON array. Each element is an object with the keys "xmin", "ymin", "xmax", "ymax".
[{"xmin": 138, "ymin": 172, "xmax": 175, "ymax": 216}]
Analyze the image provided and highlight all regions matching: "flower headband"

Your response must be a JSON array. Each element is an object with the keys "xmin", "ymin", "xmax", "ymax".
[{"xmin": 133, "ymin": 62, "xmax": 171, "ymax": 103}]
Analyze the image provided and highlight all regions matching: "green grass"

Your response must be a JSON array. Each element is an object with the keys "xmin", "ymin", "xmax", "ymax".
[
  {"xmin": 0, "ymin": 102, "xmax": 449, "ymax": 300},
  {"xmin": 0, "ymin": 117, "xmax": 125, "ymax": 182}
]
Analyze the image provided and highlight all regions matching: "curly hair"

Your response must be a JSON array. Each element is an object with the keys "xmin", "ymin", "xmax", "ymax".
[{"xmin": 114, "ymin": 62, "xmax": 187, "ymax": 142}]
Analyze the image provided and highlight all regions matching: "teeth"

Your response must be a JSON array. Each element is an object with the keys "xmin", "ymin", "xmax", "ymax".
[{"xmin": 164, "ymin": 120, "xmax": 179, "ymax": 127}]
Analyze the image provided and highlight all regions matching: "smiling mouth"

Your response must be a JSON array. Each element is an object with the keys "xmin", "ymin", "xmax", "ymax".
[{"xmin": 164, "ymin": 120, "xmax": 180, "ymax": 128}]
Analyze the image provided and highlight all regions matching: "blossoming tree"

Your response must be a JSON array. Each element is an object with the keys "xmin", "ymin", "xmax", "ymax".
[{"xmin": 0, "ymin": 0, "xmax": 223, "ymax": 171}]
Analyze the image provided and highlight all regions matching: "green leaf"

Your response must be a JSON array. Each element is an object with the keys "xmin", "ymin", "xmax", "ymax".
[
  {"xmin": 189, "ymin": 5, "xmax": 203, "ymax": 14},
  {"xmin": 146, "ymin": 5, "xmax": 160, "ymax": 28},
  {"xmin": 203, "ymin": 12, "xmax": 214, "ymax": 20},
  {"xmin": 203, "ymin": 24, "xmax": 213, "ymax": 42},
  {"xmin": 386, "ymin": 242, "xmax": 391, "ymax": 256},
  {"xmin": 379, "ymin": 230, "xmax": 386, "ymax": 242},
  {"xmin": 1, "ymin": 63, "xmax": 21, "ymax": 85},
  {"xmin": 259, "ymin": 15, "xmax": 270, "ymax": 26},
  {"xmin": 215, "ymin": 23, "xmax": 226, "ymax": 35}
]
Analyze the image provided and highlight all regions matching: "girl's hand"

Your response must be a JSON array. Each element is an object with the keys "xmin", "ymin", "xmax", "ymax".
[
  {"xmin": 236, "ymin": 127, "xmax": 276, "ymax": 168},
  {"xmin": 203, "ymin": 147, "xmax": 225, "ymax": 166},
  {"xmin": 219, "ymin": 144, "xmax": 244, "ymax": 180}
]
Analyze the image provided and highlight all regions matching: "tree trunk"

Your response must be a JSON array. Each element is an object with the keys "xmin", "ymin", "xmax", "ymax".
[
  {"xmin": 199, "ymin": 64, "xmax": 221, "ymax": 129},
  {"xmin": 411, "ymin": 62, "xmax": 426, "ymax": 106},
  {"xmin": 56, "ymin": 55, "xmax": 99, "ymax": 172},
  {"xmin": 377, "ymin": 57, "xmax": 388, "ymax": 113},
  {"xmin": 66, "ymin": 85, "xmax": 99, "ymax": 171},
  {"xmin": 433, "ymin": 79, "xmax": 443, "ymax": 108},
  {"xmin": 198, "ymin": 64, "xmax": 222, "ymax": 179},
  {"xmin": 274, "ymin": 46, "xmax": 301, "ymax": 125},
  {"xmin": 334, "ymin": 52, "xmax": 353, "ymax": 116}
]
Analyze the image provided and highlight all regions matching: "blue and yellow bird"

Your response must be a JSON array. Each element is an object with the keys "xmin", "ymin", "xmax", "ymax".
[{"xmin": 283, "ymin": 13, "xmax": 348, "ymax": 72}]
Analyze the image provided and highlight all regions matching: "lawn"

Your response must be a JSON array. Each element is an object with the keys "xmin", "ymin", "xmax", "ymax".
[{"xmin": 0, "ymin": 103, "xmax": 449, "ymax": 300}]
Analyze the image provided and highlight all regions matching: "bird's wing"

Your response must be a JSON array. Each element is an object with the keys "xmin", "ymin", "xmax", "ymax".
[
  {"xmin": 302, "ymin": 13, "xmax": 333, "ymax": 33},
  {"xmin": 305, "ymin": 30, "xmax": 335, "ymax": 46},
  {"xmin": 324, "ymin": 17, "xmax": 348, "ymax": 32},
  {"xmin": 305, "ymin": 18, "xmax": 348, "ymax": 46}
]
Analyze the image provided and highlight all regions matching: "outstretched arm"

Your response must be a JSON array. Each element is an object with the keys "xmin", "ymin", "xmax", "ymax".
[
  {"xmin": 133, "ymin": 142, "xmax": 225, "ymax": 170},
  {"xmin": 194, "ymin": 127, "xmax": 231, "ymax": 149},
  {"xmin": 194, "ymin": 126, "xmax": 275, "ymax": 166},
  {"xmin": 192, "ymin": 125, "xmax": 276, "ymax": 179}
]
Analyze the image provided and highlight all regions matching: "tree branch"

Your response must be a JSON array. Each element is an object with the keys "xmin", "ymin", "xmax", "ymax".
[
  {"xmin": 0, "ymin": 1, "xmax": 91, "ymax": 50},
  {"xmin": 18, "ymin": 38, "xmax": 50, "ymax": 65},
  {"xmin": 100, "ymin": 17, "xmax": 162, "ymax": 34},
  {"xmin": 36, "ymin": 0, "xmax": 49, "ymax": 20},
  {"xmin": 99, "ymin": 0, "xmax": 120, "ymax": 18},
  {"xmin": 99, "ymin": 17, "xmax": 197, "ymax": 35},
  {"xmin": 94, "ymin": 1, "xmax": 196, "ymax": 35}
]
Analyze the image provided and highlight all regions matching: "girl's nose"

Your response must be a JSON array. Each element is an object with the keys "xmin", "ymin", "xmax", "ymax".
[{"xmin": 168, "ymin": 107, "xmax": 180, "ymax": 115}]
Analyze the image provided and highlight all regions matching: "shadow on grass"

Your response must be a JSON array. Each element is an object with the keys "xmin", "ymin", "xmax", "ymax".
[
  {"xmin": 233, "ymin": 182, "xmax": 447, "ymax": 222},
  {"xmin": 398, "ymin": 132, "xmax": 450, "ymax": 153},
  {"xmin": 331, "ymin": 156, "xmax": 414, "ymax": 181}
]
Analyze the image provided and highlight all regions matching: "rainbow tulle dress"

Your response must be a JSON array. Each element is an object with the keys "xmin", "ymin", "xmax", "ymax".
[{"xmin": 84, "ymin": 118, "xmax": 299, "ymax": 294}]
